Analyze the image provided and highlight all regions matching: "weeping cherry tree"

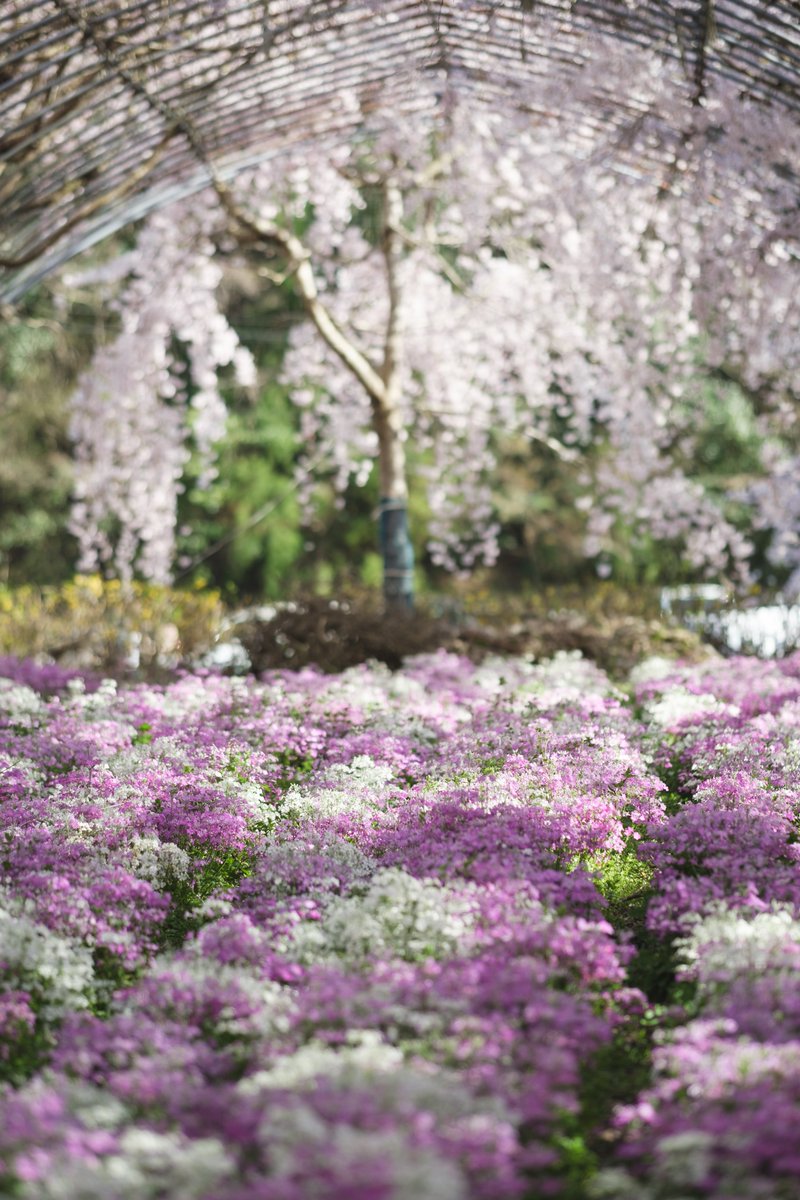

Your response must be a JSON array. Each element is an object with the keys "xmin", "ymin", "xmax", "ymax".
[{"xmin": 67, "ymin": 47, "xmax": 800, "ymax": 604}]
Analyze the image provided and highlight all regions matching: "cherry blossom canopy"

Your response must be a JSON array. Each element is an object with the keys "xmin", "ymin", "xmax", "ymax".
[{"xmin": 1, "ymin": 0, "xmax": 799, "ymax": 303}]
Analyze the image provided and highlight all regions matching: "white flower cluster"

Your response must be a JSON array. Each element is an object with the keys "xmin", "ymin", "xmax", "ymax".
[
  {"xmin": 195, "ymin": 895, "xmax": 235, "ymax": 921},
  {"xmin": 590, "ymin": 1128, "xmax": 718, "ymax": 1200},
  {"xmin": 240, "ymin": 1028, "xmax": 404, "ymax": 1092},
  {"xmin": 128, "ymin": 836, "xmax": 191, "ymax": 887},
  {"xmin": 593, "ymin": 1119, "xmax": 785, "ymax": 1199},
  {"xmin": 0, "ymin": 680, "xmax": 44, "ymax": 727},
  {"xmin": 107, "ymin": 737, "xmax": 274, "ymax": 829},
  {"xmin": 211, "ymin": 757, "xmax": 275, "ymax": 828},
  {"xmin": 109, "ymin": 733, "xmax": 214, "ymax": 778},
  {"xmin": 242, "ymin": 1050, "xmax": 514, "ymax": 1200},
  {"xmin": 677, "ymin": 902, "xmax": 800, "ymax": 991},
  {"xmin": 645, "ymin": 688, "xmax": 739, "ymax": 729},
  {"xmin": 262, "ymin": 838, "xmax": 377, "ymax": 896},
  {"xmin": 593, "ymin": 904, "xmax": 800, "ymax": 1200},
  {"xmin": 52, "ymin": 774, "xmax": 134, "ymax": 848},
  {"xmin": 652, "ymin": 1020, "xmax": 800, "ymax": 1102},
  {"xmin": 284, "ymin": 754, "xmax": 397, "ymax": 820},
  {"xmin": 302, "ymin": 662, "xmax": 397, "ymax": 713},
  {"xmin": 263, "ymin": 1109, "xmax": 468, "ymax": 1200},
  {"xmin": 24, "ymin": 1127, "xmax": 235, "ymax": 1200},
  {"xmin": 66, "ymin": 677, "xmax": 119, "ymax": 717},
  {"xmin": 481, "ymin": 763, "xmax": 555, "ymax": 811},
  {"xmin": 0, "ymin": 892, "xmax": 95, "ymax": 1018},
  {"xmin": 289, "ymin": 867, "xmax": 476, "ymax": 964},
  {"xmin": 0, "ymin": 751, "xmax": 43, "ymax": 786},
  {"xmin": 779, "ymin": 731, "xmax": 800, "ymax": 776},
  {"xmin": 320, "ymin": 663, "xmax": 465, "ymax": 738},
  {"xmin": 520, "ymin": 650, "xmax": 618, "ymax": 704},
  {"xmin": 628, "ymin": 656, "xmax": 684, "ymax": 687},
  {"xmin": 103, "ymin": 744, "xmax": 153, "ymax": 779}
]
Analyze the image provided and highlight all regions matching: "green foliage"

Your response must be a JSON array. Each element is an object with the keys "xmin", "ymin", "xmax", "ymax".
[
  {"xmin": 89, "ymin": 953, "xmax": 142, "ymax": 1017},
  {"xmin": 588, "ymin": 367, "xmax": 772, "ymax": 589},
  {"xmin": 686, "ymin": 374, "xmax": 765, "ymax": 486},
  {"xmin": 179, "ymin": 379, "xmax": 306, "ymax": 599},
  {"xmin": 557, "ymin": 993, "xmax": 686, "ymax": 1197},
  {"xmin": 159, "ymin": 848, "xmax": 255, "ymax": 951},
  {"xmin": 0, "ymin": 289, "xmax": 93, "ymax": 586},
  {"xmin": 589, "ymin": 846, "xmax": 654, "ymax": 910},
  {"xmin": 0, "ymin": 575, "xmax": 223, "ymax": 669},
  {"xmin": 491, "ymin": 429, "xmax": 599, "ymax": 590},
  {"xmin": 0, "ymin": 1016, "xmax": 52, "ymax": 1087}
]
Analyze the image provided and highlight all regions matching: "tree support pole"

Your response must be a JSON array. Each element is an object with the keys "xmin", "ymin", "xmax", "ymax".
[{"xmin": 379, "ymin": 497, "xmax": 414, "ymax": 611}]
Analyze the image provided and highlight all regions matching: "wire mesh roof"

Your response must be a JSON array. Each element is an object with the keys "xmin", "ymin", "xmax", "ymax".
[{"xmin": 1, "ymin": 0, "xmax": 799, "ymax": 302}]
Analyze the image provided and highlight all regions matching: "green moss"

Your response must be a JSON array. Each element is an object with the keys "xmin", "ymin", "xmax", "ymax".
[{"xmin": 589, "ymin": 847, "xmax": 654, "ymax": 908}]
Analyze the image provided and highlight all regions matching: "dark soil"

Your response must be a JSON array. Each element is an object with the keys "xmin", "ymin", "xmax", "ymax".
[{"xmin": 236, "ymin": 595, "xmax": 704, "ymax": 679}]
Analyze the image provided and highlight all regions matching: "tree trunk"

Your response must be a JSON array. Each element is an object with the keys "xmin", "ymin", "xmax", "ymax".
[
  {"xmin": 216, "ymin": 180, "xmax": 416, "ymax": 609},
  {"xmin": 376, "ymin": 180, "xmax": 413, "ymax": 612}
]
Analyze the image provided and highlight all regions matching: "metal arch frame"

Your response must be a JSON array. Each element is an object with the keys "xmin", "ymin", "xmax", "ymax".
[{"xmin": 1, "ymin": 0, "xmax": 799, "ymax": 303}]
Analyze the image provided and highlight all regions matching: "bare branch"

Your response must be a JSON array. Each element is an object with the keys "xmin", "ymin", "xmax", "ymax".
[
  {"xmin": 213, "ymin": 177, "xmax": 387, "ymax": 406},
  {"xmin": 524, "ymin": 426, "xmax": 580, "ymax": 462},
  {"xmin": 381, "ymin": 179, "xmax": 404, "ymax": 397}
]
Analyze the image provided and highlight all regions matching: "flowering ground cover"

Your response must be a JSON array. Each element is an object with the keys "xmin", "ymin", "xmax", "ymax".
[{"xmin": 1, "ymin": 648, "xmax": 800, "ymax": 1198}]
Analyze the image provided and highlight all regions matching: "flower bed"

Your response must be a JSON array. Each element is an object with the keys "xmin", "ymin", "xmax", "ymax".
[{"xmin": 1, "ymin": 648, "xmax": 799, "ymax": 1197}]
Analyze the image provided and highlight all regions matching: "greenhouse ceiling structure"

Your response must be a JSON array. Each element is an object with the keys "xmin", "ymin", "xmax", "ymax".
[{"xmin": 1, "ymin": 0, "xmax": 799, "ymax": 303}]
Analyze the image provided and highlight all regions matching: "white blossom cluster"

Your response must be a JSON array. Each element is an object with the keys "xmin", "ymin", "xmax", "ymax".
[
  {"xmin": 627, "ymin": 657, "xmax": 683, "ymax": 687},
  {"xmin": 288, "ymin": 867, "xmax": 476, "ymax": 964},
  {"xmin": 22, "ymin": 1127, "xmax": 235, "ymax": 1200},
  {"xmin": 531, "ymin": 649, "xmax": 607, "ymax": 689},
  {"xmin": 14, "ymin": 1081, "xmax": 234, "ymax": 1199},
  {"xmin": 239, "ymin": 1028, "xmax": 404, "ymax": 1091},
  {"xmin": 127, "ymin": 835, "xmax": 192, "ymax": 887},
  {"xmin": 259, "ymin": 838, "xmax": 376, "ymax": 896},
  {"xmin": 61, "ymin": 8, "xmax": 800, "ymax": 585},
  {"xmin": 284, "ymin": 754, "xmax": 397, "ymax": 820},
  {"xmin": 0, "ymin": 679, "xmax": 44, "ymax": 727},
  {"xmin": 258, "ymin": 1109, "xmax": 468, "ymax": 1200},
  {"xmin": 644, "ymin": 689, "xmax": 739, "ymax": 730},
  {"xmin": 590, "ymin": 1136, "xmax": 715, "ymax": 1200},
  {"xmin": 302, "ymin": 662, "xmax": 456, "ymax": 737},
  {"xmin": 52, "ymin": 772, "xmax": 137, "ymax": 847},
  {"xmin": 105, "ymin": 731, "xmax": 203, "ymax": 779},
  {"xmin": 592, "ymin": 1117, "xmax": 798, "ymax": 1200},
  {"xmin": 66, "ymin": 677, "xmax": 119, "ymax": 716},
  {"xmin": 655, "ymin": 1022, "xmax": 800, "ymax": 1096},
  {"xmin": 67, "ymin": 197, "xmax": 255, "ymax": 583},
  {"xmin": 481, "ymin": 764, "xmax": 556, "ymax": 813},
  {"xmin": 0, "ymin": 750, "xmax": 43, "ymax": 787},
  {"xmin": 208, "ymin": 748, "xmax": 279, "ymax": 829},
  {"xmin": 241, "ymin": 1051, "xmax": 514, "ymax": 1200},
  {"xmin": 0, "ymin": 891, "xmax": 96, "ymax": 1018},
  {"xmin": 676, "ymin": 903, "xmax": 800, "ymax": 992}
]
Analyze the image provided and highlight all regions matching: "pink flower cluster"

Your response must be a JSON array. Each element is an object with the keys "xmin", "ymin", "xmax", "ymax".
[
  {"xmin": 598, "ymin": 652, "xmax": 800, "ymax": 1198},
  {"xmin": 3, "ymin": 647, "xmax": 800, "ymax": 1196},
  {"xmin": 0, "ymin": 651, "xmax": 655, "ymax": 1197},
  {"xmin": 636, "ymin": 653, "xmax": 800, "ymax": 933}
]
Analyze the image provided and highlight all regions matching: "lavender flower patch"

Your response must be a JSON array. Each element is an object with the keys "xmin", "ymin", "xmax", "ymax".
[
  {"xmin": 2, "ymin": 649, "xmax": 800, "ymax": 1197},
  {"xmin": 595, "ymin": 651, "xmax": 800, "ymax": 1199}
]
